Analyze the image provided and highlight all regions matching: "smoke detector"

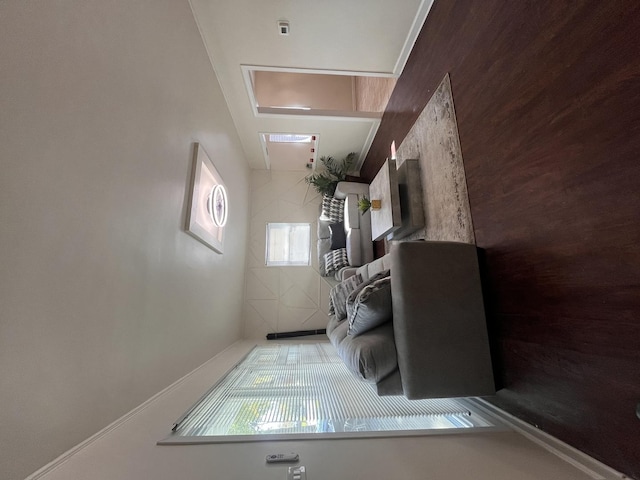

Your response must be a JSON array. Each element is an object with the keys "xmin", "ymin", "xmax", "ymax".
[{"xmin": 278, "ymin": 20, "xmax": 290, "ymax": 36}]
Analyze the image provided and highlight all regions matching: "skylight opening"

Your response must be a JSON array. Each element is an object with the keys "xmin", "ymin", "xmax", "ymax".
[{"xmin": 268, "ymin": 134, "xmax": 313, "ymax": 143}]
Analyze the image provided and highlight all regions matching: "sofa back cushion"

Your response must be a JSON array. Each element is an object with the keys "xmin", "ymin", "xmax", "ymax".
[
  {"xmin": 355, "ymin": 254, "xmax": 390, "ymax": 282},
  {"xmin": 369, "ymin": 254, "xmax": 391, "ymax": 277},
  {"xmin": 317, "ymin": 237, "xmax": 331, "ymax": 276},
  {"xmin": 318, "ymin": 217, "xmax": 332, "ymax": 239},
  {"xmin": 355, "ymin": 264, "xmax": 369, "ymax": 280}
]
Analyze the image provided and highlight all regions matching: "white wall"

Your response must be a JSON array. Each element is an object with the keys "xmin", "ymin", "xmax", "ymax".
[
  {"xmin": 0, "ymin": 1, "xmax": 250, "ymax": 479},
  {"xmin": 243, "ymin": 171, "xmax": 335, "ymax": 339},
  {"xmin": 31, "ymin": 340, "xmax": 598, "ymax": 480}
]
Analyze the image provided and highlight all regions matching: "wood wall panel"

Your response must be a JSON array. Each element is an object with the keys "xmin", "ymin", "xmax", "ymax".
[{"xmin": 363, "ymin": 1, "xmax": 640, "ymax": 477}]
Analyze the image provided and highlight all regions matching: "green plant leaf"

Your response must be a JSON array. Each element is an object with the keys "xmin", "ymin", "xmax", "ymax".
[{"xmin": 305, "ymin": 152, "xmax": 357, "ymax": 196}]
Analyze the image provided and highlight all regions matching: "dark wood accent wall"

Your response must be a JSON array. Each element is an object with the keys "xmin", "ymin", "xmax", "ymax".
[{"xmin": 363, "ymin": 1, "xmax": 640, "ymax": 477}]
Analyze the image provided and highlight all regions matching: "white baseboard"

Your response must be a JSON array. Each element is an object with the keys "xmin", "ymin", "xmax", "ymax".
[{"xmin": 466, "ymin": 398, "xmax": 628, "ymax": 480}]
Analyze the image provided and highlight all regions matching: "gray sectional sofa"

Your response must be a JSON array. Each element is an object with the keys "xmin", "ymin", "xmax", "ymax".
[
  {"xmin": 317, "ymin": 181, "xmax": 374, "ymax": 277},
  {"xmin": 327, "ymin": 240, "xmax": 495, "ymax": 399}
]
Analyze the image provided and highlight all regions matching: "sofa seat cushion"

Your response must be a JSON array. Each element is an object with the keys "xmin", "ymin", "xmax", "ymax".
[
  {"xmin": 344, "ymin": 194, "xmax": 360, "ymax": 229},
  {"xmin": 345, "ymin": 228, "xmax": 362, "ymax": 266},
  {"xmin": 326, "ymin": 314, "xmax": 342, "ymax": 338},
  {"xmin": 327, "ymin": 316, "xmax": 398, "ymax": 383}
]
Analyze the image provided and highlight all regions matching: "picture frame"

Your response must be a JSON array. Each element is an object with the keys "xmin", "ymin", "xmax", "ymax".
[{"xmin": 186, "ymin": 143, "xmax": 228, "ymax": 254}]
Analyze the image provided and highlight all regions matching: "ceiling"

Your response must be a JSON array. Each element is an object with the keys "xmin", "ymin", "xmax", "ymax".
[{"xmin": 189, "ymin": 0, "xmax": 434, "ymax": 172}]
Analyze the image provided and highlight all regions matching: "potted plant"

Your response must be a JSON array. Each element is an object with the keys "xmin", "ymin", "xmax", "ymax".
[
  {"xmin": 358, "ymin": 196, "xmax": 371, "ymax": 213},
  {"xmin": 305, "ymin": 153, "xmax": 356, "ymax": 197}
]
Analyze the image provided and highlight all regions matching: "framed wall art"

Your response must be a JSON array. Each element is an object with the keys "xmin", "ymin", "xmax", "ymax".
[{"xmin": 186, "ymin": 143, "xmax": 228, "ymax": 254}]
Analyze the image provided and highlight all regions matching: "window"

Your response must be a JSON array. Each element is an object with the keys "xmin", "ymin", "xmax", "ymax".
[
  {"xmin": 161, "ymin": 344, "xmax": 496, "ymax": 444},
  {"xmin": 265, "ymin": 223, "xmax": 311, "ymax": 266}
]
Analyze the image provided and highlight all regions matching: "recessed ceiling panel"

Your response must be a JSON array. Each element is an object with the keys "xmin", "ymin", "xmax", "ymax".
[{"xmin": 261, "ymin": 133, "xmax": 318, "ymax": 171}]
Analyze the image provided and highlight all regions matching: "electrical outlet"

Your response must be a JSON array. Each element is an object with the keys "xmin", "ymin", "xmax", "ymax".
[{"xmin": 287, "ymin": 465, "xmax": 306, "ymax": 480}]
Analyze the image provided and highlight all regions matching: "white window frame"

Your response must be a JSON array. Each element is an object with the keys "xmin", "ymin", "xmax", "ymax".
[{"xmin": 265, "ymin": 223, "xmax": 311, "ymax": 267}]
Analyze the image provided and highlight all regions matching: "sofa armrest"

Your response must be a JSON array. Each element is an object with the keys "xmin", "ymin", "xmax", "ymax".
[
  {"xmin": 334, "ymin": 181, "xmax": 369, "ymax": 200},
  {"xmin": 390, "ymin": 241, "xmax": 495, "ymax": 399},
  {"xmin": 337, "ymin": 266, "xmax": 358, "ymax": 281}
]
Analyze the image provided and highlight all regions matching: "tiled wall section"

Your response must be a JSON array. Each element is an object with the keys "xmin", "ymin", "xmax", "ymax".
[{"xmin": 243, "ymin": 170, "xmax": 336, "ymax": 339}]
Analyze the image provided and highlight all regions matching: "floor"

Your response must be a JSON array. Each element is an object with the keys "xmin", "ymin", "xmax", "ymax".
[{"xmin": 360, "ymin": 1, "xmax": 640, "ymax": 478}]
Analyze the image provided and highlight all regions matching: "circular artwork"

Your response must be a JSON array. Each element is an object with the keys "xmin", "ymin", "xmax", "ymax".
[{"xmin": 207, "ymin": 184, "xmax": 228, "ymax": 227}]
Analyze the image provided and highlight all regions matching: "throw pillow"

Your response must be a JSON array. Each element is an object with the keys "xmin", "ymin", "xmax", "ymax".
[
  {"xmin": 328, "ymin": 273, "xmax": 363, "ymax": 319},
  {"xmin": 329, "ymin": 222, "xmax": 346, "ymax": 250},
  {"xmin": 323, "ymin": 248, "xmax": 349, "ymax": 276},
  {"xmin": 321, "ymin": 195, "xmax": 344, "ymax": 223},
  {"xmin": 345, "ymin": 269, "xmax": 390, "ymax": 320},
  {"xmin": 348, "ymin": 276, "xmax": 393, "ymax": 337}
]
